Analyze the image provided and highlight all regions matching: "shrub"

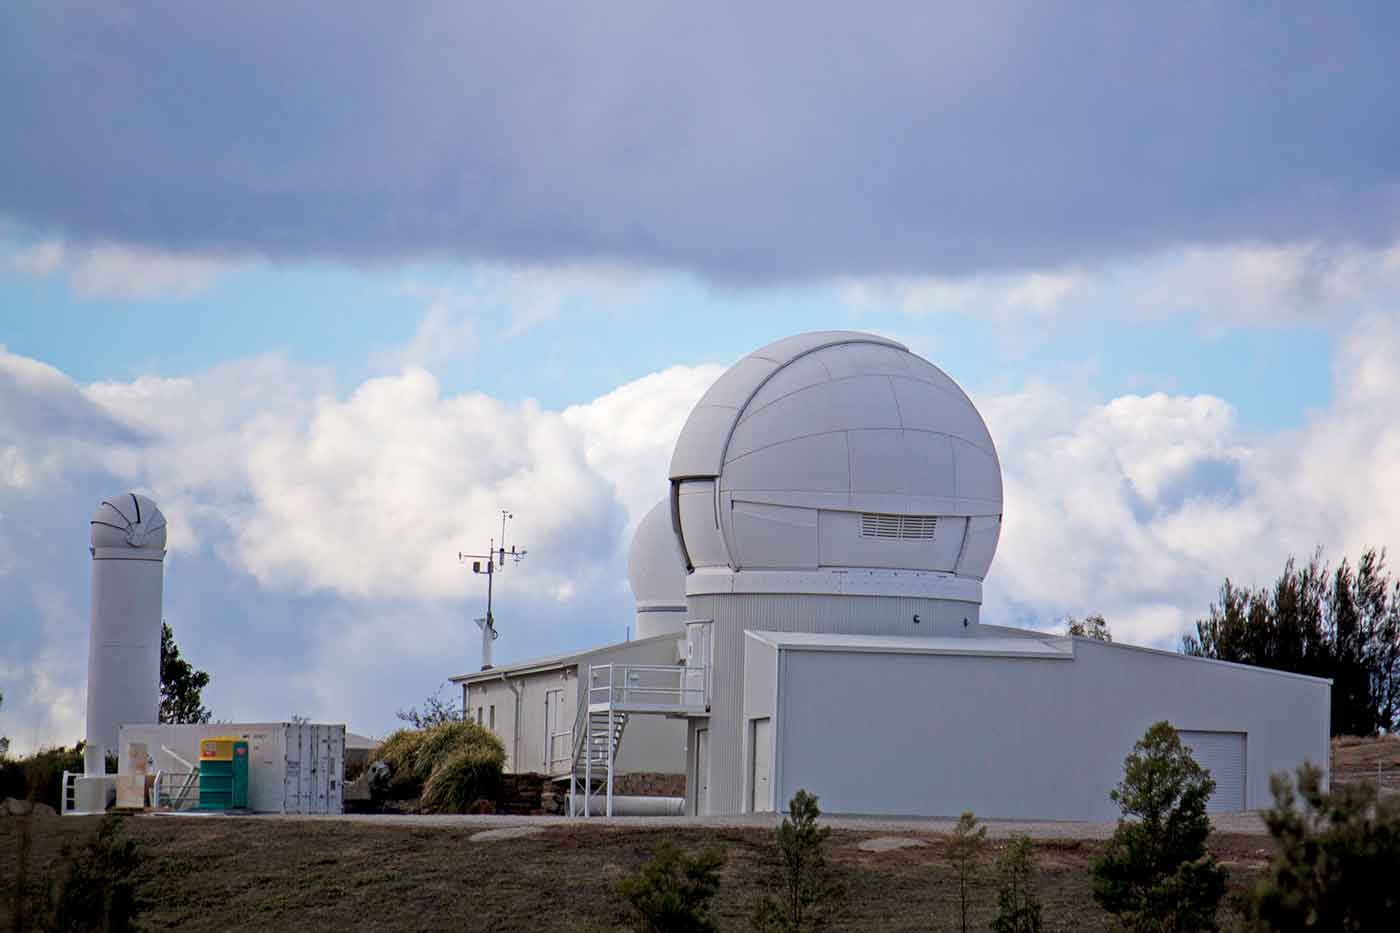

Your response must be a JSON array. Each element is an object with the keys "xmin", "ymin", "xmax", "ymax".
[
  {"xmin": 991, "ymin": 835, "xmax": 1042, "ymax": 933},
  {"xmin": 374, "ymin": 719, "xmax": 506, "ymax": 811},
  {"xmin": 617, "ymin": 841, "xmax": 726, "ymax": 933},
  {"xmin": 38, "ymin": 814, "xmax": 142, "ymax": 932},
  {"xmin": 753, "ymin": 789, "xmax": 843, "ymax": 932},
  {"xmin": 413, "ymin": 719, "xmax": 504, "ymax": 782},
  {"xmin": 419, "ymin": 745, "xmax": 505, "ymax": 814},
  {"xmin": 375, "ymin": 729, "xmax": 423, "ymax": 775},
  {"xmin": 373, "ymin": 729, "xmax": 428, "ymax": 799},
  {"xmin": 1249, "ymin": 761, "xmax": 1400, "ymax": 929},
  {"xmin": 0, "ymin": 745, "xmax": 86, "ymax": 810},
  {"xmin": 1090, "ymin": 721, "xmax": 1228, "ymax": 932},
  {"xmin": 947, "ymin": 811, "xmax": 986, "ymax": 933}
]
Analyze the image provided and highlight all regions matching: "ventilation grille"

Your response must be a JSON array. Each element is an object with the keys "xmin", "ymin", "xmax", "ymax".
[{"xmin": 860, "ymin": 513, "xmax": 938, "ymax": 540}]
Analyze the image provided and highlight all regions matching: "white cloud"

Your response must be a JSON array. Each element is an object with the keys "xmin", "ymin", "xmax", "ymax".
[
  {"xmin": 384, "ymin": 262, "xmax": 667, "ymax": 368},
  {"xmin": 983, "ymin": 312, "xmax": 1400, "ymax": 644},
  {"xmin": 4, "ymin": 237, "xmax": 241, "ymax": 300},
  {"xmin": 845, "ymin": 239, "xmax": 1400, "ymax": 327},
  {"xmin": 562, "ymin": 363, "xmax": 727, "ymax": 536},
  {"xmin": 6, "ymin": 313, "xmax": 1400, "ymax": 752},
  {"xmin": 842, "ymin": 269, "xmax": 1090, "ymax": 319},
  {"xmin": 2, "ymin": 347, "xmax": 723, "ymax": 753}
]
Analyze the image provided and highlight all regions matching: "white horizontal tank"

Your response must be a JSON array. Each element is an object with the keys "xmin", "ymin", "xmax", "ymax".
[{"xmin": 86, "ymin": 493, "xmax": 167, "ymax": 773}]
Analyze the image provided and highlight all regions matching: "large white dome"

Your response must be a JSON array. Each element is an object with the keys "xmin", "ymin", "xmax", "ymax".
[
  {"xmin": 629, "ymin": 499, "xmax": 687, "ymax": 609},
  {"xmin": 668, "ymin": 331, "xmax": 1002, "ymax": 587}
]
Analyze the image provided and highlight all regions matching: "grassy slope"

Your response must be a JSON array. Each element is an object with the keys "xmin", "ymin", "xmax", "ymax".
[{"xmin": 3, "ymin": 817, "xmax": 1268, "ymax": 932}]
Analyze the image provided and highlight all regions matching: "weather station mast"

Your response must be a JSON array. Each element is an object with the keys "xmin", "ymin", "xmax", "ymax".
[{"xmin": 458, "ymin": 510, "xmax": 527, "ymax": 671}]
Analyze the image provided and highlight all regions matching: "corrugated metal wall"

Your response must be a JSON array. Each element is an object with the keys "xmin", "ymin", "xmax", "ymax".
[{"xmin": 691, "ymin": 592, "xmax": 981, "ymax": 814}]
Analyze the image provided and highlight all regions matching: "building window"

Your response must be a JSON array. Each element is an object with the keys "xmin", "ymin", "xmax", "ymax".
[
  {"xmin": 477, "ymin": 706, "xmax": 483, "ymax": 725},
  {"xmin": 489, "ymin": 705, "xmax": 496, "ymax": 730}
]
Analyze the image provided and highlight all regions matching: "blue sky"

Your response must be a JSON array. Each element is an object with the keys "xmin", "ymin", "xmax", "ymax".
[
  {"xmin": 3, "ymin": 3, "xmax": 1399, "ymax": 752},
  {"xmin": 2, "ymin": 252, "xmax": 1334, "ymax": 428}
]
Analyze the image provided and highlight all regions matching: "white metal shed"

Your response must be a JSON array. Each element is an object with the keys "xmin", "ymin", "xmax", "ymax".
[{"xmin": 740, "ymin": 631, "xmax": 1329, "ymax": 820}]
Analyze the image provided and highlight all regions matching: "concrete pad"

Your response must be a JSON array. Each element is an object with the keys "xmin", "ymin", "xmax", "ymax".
[
  {"xmin": 858, "ymin": 835, "xmax": 927, "ymax": 852},
  {"xmin": 469, "ymin": 825, "xmax": 545, "ymax": 842}
]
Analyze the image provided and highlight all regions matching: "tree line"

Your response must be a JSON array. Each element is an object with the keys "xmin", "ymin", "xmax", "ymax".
[{"xmin": 1181, "ymin": 547, "xmax": 1400, "ymax": 736}]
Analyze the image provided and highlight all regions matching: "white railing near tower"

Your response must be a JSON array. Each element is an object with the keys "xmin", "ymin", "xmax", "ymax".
[
  {"xmin": 587, "ymin": 663, "xmax": 709, "ymax": 712},
  {"xmin": 566, "ymin": 662, "xmax": 709, "ymax": 816}
]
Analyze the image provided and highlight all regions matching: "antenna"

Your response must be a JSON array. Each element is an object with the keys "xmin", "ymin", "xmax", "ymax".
[{"xmin": 458, "ymin": 509, "xmax": 528, "ymax": 670}]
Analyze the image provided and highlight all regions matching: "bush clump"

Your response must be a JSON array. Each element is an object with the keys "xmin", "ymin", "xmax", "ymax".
[
  {"xmin": 0, "ymin": 745, "xmax": 88, "ymax": 810},
  {"xmin": 618, "ymin": 841, "xmax": 726, "ymax": 933},
  {"xmin": 413, "ymin": 719, "xmax": 503, "ymax": 782},
  {"xmin": 373, "ymin": 729, "xmax": 427, "ymax": 800},
  {"xmin": 372, "ymin": 719, "xmax": 505, "ymax": 812},
  {"xmin": 1250, "ymin": 761, "xmax": 1400, "ymax": 929},
  {"xmin": 420, "ymin": 745, "xmax": 505, "ymax": 814}
]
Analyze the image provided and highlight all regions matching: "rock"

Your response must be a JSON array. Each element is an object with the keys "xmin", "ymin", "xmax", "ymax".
[
  {"xmin": 2, "ymin": 798, "xmax": 57, "ymax": 819},
  {"xmin": 857, "ymin": 835, "xmax": 927, "ymax": 852},
  {"xmin": 469, "ymin": 825, "xmax": 544, "ymax": 842}
]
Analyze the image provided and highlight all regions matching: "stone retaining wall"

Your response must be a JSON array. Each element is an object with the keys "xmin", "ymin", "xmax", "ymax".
[{"xmin": 611, "ymin": 772, "xmax": 686, "ymax": 798}]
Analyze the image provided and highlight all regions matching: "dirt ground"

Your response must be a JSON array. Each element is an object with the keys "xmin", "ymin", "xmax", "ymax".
[
  {"xmin": 1332, "ymin": 734, "xmax": 1400, "ymax": 794},
  {"xmin": 2, "ymin": 814, "xmax": 1270, "ymax": 932},
  {"xmin": 3, "ymin": 738, "xmax": 1388, "ymax": 930}
]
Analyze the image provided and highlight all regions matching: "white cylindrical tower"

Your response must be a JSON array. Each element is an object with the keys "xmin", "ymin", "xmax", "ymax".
[
  {"xmin": 668, "ymin": 331, "xmax": 1004, "ymax": 814},
  {"xmin": 86, "ymin": 493, "xmax": 167, "ymax": 773},
  {"xmin": 628, "ymin": 498, "xmax": 688, "ymax": 639}
]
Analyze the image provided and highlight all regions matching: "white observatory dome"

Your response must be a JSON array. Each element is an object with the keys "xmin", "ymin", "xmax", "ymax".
[
  {"xmin": 669, "ymin": 331, "xmax": 1002, "ymax": 591},
  {"xmin": 90, "ymin": 493, "xmax": 167, "ymax": 551},
  {"xmin": 628, "ymin": 498, "xmax": 688, "ymax": 638}
]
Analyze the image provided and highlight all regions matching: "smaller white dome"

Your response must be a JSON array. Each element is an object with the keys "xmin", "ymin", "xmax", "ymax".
[
  {"xmin": 91, "ymin": 493, "xmax": 167, "ymax": 551},
  {"xmin": 628, "ymin": 499, "xmax": 687, "ymax": 611}
]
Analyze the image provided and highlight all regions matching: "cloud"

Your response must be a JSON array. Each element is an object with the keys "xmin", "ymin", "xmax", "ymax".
[
  {"xmin": 2, "ymin": 4, "xmax": 1397, "ymax": 281},
  {"xmin": 983, "ymin": 313, "xmax": 1400, "ymax": 644},
  {"xmin": 562, "ymin": 363, "xmax": 728, "ymax": 536},
  {"xmin": 843, "ymin": 270, "xmax": 1091, "ymax": 320},
  {"xmin": 4, "ymin": 237, "xmax": 239, "ymax": 300},
  {"xmin": 845, "ymin": 240, "xmax": 1400, "ymax": 327},
  {"xmin": 0, "ymin": 347, "xmax": 719, "ymax": 753},
  {"xmin": 380, "ymin": 262, "xmax": 663, "ymax": 368},
  {"xmin": 6, "ymin": 313, "xmax": 1400, "ymax": 752}
]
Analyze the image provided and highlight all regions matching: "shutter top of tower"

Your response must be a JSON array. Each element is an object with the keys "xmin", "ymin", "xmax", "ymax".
[{"xmin": 90, "ymin": 493, "xmax": 167, "ymax": 551}]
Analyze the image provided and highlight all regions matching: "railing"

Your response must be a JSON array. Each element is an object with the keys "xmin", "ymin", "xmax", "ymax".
[
  {"xmin": 153, "ymin": 770, "xmax": 201, "ymax": 811},
  {"xmin": 587, "ymin": 663, "xmax": 708, "ymax": 710},
  {"xmin": 60, "ymin": 771, "xmax": 79, "ymax": 816},
  {"xmin": 59, "ymin": 771, "xmax": 118, "ymax": 816}
]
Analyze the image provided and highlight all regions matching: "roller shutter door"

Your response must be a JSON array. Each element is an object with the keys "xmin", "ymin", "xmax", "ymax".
[{"xmin": 1179, "ymin": 731, "xmax": 1246, "ymax": 813}]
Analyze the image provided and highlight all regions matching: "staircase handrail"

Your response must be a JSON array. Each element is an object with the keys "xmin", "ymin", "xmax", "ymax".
[{"xmin": 587, "ymin": 662, "xmax": 706, "ymax": 708}]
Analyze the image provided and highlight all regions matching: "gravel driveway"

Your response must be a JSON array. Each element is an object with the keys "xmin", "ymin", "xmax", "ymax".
[{"xmin": 175, "ymin": 809, "xmax": 1268, "ymax": 839}]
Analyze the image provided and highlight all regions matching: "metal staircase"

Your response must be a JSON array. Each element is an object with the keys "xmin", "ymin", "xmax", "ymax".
[
  {"xmin": 565, "ymin": 661, "xmax": 709, "ymax": 817},
  {"xmin": 568, "ymin": 707, "xmax": 628, "ymax": 816}
]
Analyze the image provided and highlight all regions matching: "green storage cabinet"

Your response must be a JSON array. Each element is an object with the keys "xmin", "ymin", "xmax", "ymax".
[{"xmin": 197, "ymin": 737, "xmax": 249, "ymax": 811}]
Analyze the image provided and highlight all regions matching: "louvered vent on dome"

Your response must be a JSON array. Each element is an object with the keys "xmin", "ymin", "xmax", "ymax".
[{"xmin": 860, "ymin": 513, "xmax": 938, "ymax": 540}]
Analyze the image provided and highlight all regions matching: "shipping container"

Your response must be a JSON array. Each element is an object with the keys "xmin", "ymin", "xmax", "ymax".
[{"xmin": 118, "ymin": 722, "xmax": 345, "ymax": 814}]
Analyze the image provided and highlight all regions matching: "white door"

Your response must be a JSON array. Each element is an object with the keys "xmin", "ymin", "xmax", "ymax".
[
  {"xmin": 751, "ymin": 718, "xmax": 772, "ymax": 812},
  {"xmin": 685, "ymin": 622, "xmax": 712, "ymax": 706},
  {"xmin": 1179, "ymin": 731, "xmax": 1246, "ymax": 813},
  {"xmin": 695, "ymin": 729, "xmax": 709, "ymax": 816},
  {"xmin": 544, "ymin": 688, "xmax": 565, "ymax": 772}
]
